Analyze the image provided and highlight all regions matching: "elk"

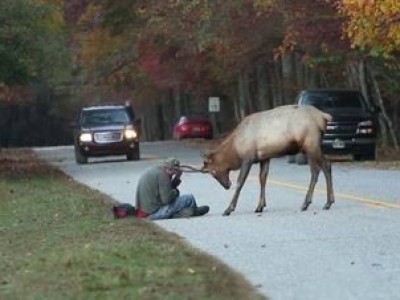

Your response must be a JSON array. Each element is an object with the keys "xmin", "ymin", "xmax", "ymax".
[{"xmin": 201, "ymin": 105, "xmax": 335, "ymax": 216}]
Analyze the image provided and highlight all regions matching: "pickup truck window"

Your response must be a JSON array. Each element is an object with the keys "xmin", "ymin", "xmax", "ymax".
[{"xmin": 302, "ymin": 91, "xmax": 366, "ymax": 110}]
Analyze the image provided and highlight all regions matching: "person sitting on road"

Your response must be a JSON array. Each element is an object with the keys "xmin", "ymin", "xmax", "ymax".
[{"xmin": 135, "ymin": 157, "xmax": 209, "ymax": 220}]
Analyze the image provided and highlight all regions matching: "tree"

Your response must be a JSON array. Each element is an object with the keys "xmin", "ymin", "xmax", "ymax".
[
  {"xmin": 335, "ymin": 0, "xmax": 400, "ymax": 59},
  {"xmin": 0, "ymin": 0, "xmax": 71, "ymax": 101},
  {"xmin": 72, "ymin": 0, "xmax": 400, "ymax": 147}
]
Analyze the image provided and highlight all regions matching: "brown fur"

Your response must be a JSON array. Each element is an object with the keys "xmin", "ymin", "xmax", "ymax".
[{"xmin": 202, "ymin": 105, "xmax": 335, "ymax": 215}]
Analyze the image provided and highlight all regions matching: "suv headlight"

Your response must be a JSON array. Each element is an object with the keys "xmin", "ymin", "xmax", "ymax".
[
  {"xmin": 326, "ymin": 125, "xmax": 336, "ymax": 130},
  {"xmin": 358, "ymin": 120, "xmax": 373, "ymax": 127},
  {"xmin": 357, "ymin": 120, "xmax": 373, "ymax": 134},
  {"xmin": 124, "ymin": 129, "xmax": 137, "ymax": 139},
  {"xmin": 79, "ymin": 133, "xmax": 92, "ymax": 142}
]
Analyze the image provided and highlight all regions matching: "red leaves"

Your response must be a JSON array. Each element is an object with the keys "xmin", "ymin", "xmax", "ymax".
[
  {"xmin": 281, "ymin": 0, "xmax": 351, "ymax": 57},
  {"xmin": 63, "ymin": 0, "xmax": 92, "ymax": 25},
  {"xmin": 0, "ymin": 83, "xmax": 36, "ymax": 103},
  {"xmin": 138, "ymin": 42, "xmax": 179, "ymax": 88}
]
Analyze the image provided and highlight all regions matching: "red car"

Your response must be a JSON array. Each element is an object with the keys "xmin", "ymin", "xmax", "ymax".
[{"xmin": 173, "ymin": 116, "xmax": 213, "ymax": 140}]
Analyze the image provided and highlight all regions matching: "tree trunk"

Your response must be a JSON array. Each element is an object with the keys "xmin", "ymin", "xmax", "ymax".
[
  {"xmin": 295, "ymin": 52, "xmax": 305, "ymax": 89},
  {"xmin": 346, "ymin": 63, "xmax": 358, "ymax": 87},
  {"xmin": 142, "ymin": 105, "xmax": 159, "ymax": 141},
  {"xmin": 370, "ymin": 70, "xmax": 399, "ymax": 150},
  {"xmin": 1, "ymin": 104, "xmax": 17, "ymax": 147},
  {"xmin": 173, "ymin": 85, "xmax": 182, "ymax": 118},
  {"xmin": 162, "ymin": 91, "xmax": 175, "ymax": 139},
  {"xmin": 348, "ymin": 60, "xmax": 389, "ymax": 146},
  {"xmin": 305, "ymin": 64, "xmax": 318, "ymax": 88},
  {"xmin": 281, "ymin": 52, "xmax": 297, "ymax": 104},
  {"xmin": 272, "ymin": 58, "xmax": 284, "ymax": 107},
  {"xmin": 237, "ymin": 71, "xmax": 248, "ymax": 119},
  {"xmin": 358, "ymin": 60, "xmax": 373, "ymax": 107},
  {"xmin": 256, "ymin": 63, "xmax": 269, "ymax": 111}
]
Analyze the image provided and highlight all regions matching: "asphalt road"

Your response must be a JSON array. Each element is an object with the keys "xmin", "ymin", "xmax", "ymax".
[{"xmin": 35, "ymin": 141, "xmax": 400, "ymax": 300}]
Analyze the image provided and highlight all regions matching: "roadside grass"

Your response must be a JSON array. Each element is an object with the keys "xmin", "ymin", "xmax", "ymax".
[{"xmin": 0, "ymin": 149, "xmax": 265, "ymax": 300}]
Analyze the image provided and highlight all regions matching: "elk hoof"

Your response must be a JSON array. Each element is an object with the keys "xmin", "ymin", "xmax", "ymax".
[
  {"xmin": 301, "ymin": 203, "xmax": 310, "ymax": 211},
  {"xmin": 323, "ymin": 203, "xmax": 332, "ymax": 210},
  {"xmin": 255, "ymin": 207, "xmax": 264, "ymax": 213},
  {"xmin": 223, "ymin": 209, "xmax": 232, "ymax": 216}
]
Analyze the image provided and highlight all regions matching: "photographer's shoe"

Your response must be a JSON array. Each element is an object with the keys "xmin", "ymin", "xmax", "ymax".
[
  {"xmin": 194, "ymin": 206, "xmax": 209, "ymax": 217},
  {"xmin": 172, "ymin": 208, "xmax": 195, "ymax": 218}
]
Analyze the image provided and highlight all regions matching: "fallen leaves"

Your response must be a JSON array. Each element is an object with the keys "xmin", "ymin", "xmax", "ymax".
[{"xmin": 0, "ymin": 149, "xmax": 59, "ymax": 176}]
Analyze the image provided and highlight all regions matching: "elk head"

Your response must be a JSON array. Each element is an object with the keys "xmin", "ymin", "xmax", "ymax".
[{"xmin": 202, "ymin": 150, "xmax": 232, "ymax": 190}]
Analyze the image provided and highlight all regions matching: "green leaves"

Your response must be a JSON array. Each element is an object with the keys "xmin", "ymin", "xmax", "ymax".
[
  {"xmin": 0, "ymin": 0, "xmax": 70, "ymax": 87},
  {"xmin": 338, "ymin": 0, "xmax": 400, "ymax": 59}
]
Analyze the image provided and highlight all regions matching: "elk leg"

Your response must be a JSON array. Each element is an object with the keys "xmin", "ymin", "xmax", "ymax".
[
  {"xmin": 321, "ymin": 158, "xmax": 335, "ymax": 209},
  {"xmin": 301, "ymin": 157, "xmax": 321, "ymax": 211},
  {"xmin": 223, "ymin": 160, "xmax": 252, "ymax": 216},
  {"xmin": 255, "ymin": 159, "xmax": 270, "ymax": 213}
]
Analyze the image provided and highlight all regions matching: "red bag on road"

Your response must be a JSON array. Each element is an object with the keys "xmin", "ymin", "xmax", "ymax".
[{"xmin": 112, "ymin": 203, "xmax": 136, "ymax": 219}]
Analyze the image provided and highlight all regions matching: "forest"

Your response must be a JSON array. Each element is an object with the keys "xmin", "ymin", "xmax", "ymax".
[{"xmin": 1, "ymin": 0, "xmax": 400, "ymax": 151}]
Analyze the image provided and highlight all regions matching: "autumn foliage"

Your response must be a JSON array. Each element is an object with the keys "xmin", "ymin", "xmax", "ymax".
[
  {"xmin": 0, "ymin": 0, "xmax": 70, "ymax": 101},
  {"xmin": 2, "ymin": 0, "xmax": 400, "ymax": 147},
  {"xmin": 334, "ymin": 0, "xmax": 400, "ymax": 57}
]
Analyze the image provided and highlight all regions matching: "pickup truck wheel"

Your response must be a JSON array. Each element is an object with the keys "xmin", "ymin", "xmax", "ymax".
[
  {"xmin": 287, "ymin": 155, "xmax": 296, "ymax": 163},
  {"xmin": 355, "ymin": 147, "xmax": 377, "ymax": 161},
  {"xmin": 296, "ymin": 153, "xmax": 308, "ymax": 165}
]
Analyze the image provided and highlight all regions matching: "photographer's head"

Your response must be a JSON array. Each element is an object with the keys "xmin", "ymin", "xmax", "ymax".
[{"xmin": 161, "ymin": 158, "xmax": 181, "ymax": 176}]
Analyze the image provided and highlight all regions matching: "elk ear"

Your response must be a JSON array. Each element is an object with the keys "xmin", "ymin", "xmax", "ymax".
[
  {"xmin": 202, "ymin": 149, "xmax": 212, "ymax": 158},
  {"xmin": 202, "ymin": 150, "xmax": 214, "ymax": 164}
]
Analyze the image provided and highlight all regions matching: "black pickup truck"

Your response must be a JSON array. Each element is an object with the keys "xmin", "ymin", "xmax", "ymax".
[{"xmin": 288, "ymin": 89, "xmax": 378, "ymax": 164}]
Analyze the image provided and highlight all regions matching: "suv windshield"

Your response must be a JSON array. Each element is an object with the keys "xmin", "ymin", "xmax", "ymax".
[
  {"xmin": 302, "ymin": 91, "xmax": 366, "ymax": 111},
  {"xmin": 81, "ymin": 108, "xmax": 129, "ymax": 127}
]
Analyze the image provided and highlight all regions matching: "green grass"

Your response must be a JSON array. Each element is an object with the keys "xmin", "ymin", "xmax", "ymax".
[{"xmin": 0, "ymin": 149, "xmax": 265, "ymax": 300}]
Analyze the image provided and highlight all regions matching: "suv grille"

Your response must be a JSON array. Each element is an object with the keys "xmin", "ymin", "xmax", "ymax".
[{"xmin": 94, "ymin": 131, "xmax": 123, "ymax": 143}]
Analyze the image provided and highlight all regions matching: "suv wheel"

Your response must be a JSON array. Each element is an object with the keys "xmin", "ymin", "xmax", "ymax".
[
  {"xmin": 74, "ymin": 146, "xmax": 88, "ymax": 164},
  {"xmin": 127, "ymin": 143, "xmax": 140, "ymax": 161}
]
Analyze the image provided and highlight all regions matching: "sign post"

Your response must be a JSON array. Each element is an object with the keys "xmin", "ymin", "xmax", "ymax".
[
  {"xmin": 208, "ymin": 97, "xmax": 220, "ymax": 136},
  {"xmin": 208, "ymin": 97, "xmax": 220, "ymax": 113}
]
